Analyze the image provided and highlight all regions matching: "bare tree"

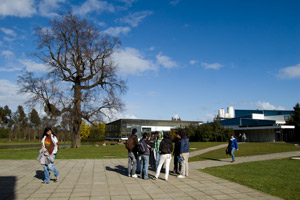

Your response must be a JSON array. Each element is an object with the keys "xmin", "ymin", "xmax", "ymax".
[{"xmin": 18, "ymin": 12, "xmax": 127, "ymax": 148}]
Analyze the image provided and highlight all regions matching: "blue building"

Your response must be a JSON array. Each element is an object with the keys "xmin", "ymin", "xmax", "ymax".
[{"xmin": 219, "ymin": 108, "xmax": 295, "ymax": 142}]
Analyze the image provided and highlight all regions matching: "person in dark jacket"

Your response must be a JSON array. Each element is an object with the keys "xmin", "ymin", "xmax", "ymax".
[
  {"xmin": 153, "ymin": 133, "xmax": 173, "ymax": 181},
  {"xmin": 173, "ymin": 132, "xmax": 181, "ymax": 174},
  {"xmin": 139, "ymin": 133, "xmax": 150, "ymax": 179},
  {"xmin": 177, "ymin": 129, "xmax": 189, "ymax": 178},
  {"xmin": 148, "ymin": 132, "xmax": 156, "ymax": 169},
  {"xmin": 127, "ymin": 128, "xmax": 138, "ymax": 178}
]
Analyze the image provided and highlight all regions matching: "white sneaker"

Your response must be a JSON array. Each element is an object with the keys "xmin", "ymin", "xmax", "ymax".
[
  {"xmin": 132, "ymin": 174, "xmax": 137, "ymax": 178},
  {"xmin": 128, "ymin": 174, "xmax": 131, "ymax": 177},
  {"xmin": 177, "ymin": 175, "xmax": 185, "ymax": 178}
]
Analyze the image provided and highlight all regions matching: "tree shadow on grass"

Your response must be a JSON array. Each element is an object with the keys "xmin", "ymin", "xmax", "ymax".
[
  {"xmin": 202, "ymin": 158, "xmax": 232, "ymax": 162},
  {"xmin": 106, "ymin": 165, "xmax": 128, "ymax": 176},
  {"xmin": 0, "ymin": 176, "xmax": 16, "ymax": 200}
]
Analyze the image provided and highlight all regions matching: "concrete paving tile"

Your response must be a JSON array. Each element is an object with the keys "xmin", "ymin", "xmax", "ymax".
[
  {"xmin": 49, "ymin": 192, "xmax": 71, "ymax": 198},
  {"xmin": 70, "ymin": 192, "xmax": 91, "ymax": 197},
  {"xmin": 68, "ymin": 197, "xmax": 90, "ymax": 200},
  {"xmin": 90, "ymin": 196, "xmax": 111, "ymax": 200},
  {"xmin": 29, "ymin": 192, "xmax": 52, "ymax": 198},
  {"xmin": 130, "ymin": 194, "xmax": 152, "ymax": 199},
  {"xmin": 110, "ymin": 195, "xmax": 131, "ymax": 200},
  {"xmin": 211, "ymin": 194, "xmax": 233, "ymax": 199}
]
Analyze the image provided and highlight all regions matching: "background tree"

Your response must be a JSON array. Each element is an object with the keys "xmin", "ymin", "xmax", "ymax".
[
  {"xmin": 80, "ymin": 121, "xmax": 90, "ymax": 140},
  {"xmin": 288, "ymin": 103, "xmax": 300, "ymax": 141},
  {"xmin": 13, "ymin": 106, "xmax": 28, "ymax": 141},
  {"xmin": 18, "ymin": 12, "xmax": 126, "ymax": 148},
  {"xmin": 89, "ymin": 122, "xmax": 106, "ymax": 142},
  {"xmin": 29, "ymin": 108, "xmax": 41, "ymax": 140}
]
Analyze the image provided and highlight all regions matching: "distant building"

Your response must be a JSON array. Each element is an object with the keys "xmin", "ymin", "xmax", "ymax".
[
  {"xmin": 106, "ymin": 118, "xmax": 202, "ymax": 140},
  {"xmin": 219, "ymin": 108, "xmax": 295, "ymax": 142}
]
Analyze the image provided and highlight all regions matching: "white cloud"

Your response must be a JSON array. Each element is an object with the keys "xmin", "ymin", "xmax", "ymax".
[
  {"xmin": 1, "ymin": 50, "xmax": 15, "ymax": 60},
  {"xmin": 0, "ymin": 66, "xmax": 21, "ymax": 72},
  {"xmin": 103, "ymin": 26, "xmax": 131, "ymax": 37},
  {"xmin": 18, "ymin": 59, "xmax": 49, "ymax": 72},
  {"xmin": 120, "ymin": 11, "xmax": 153, "ymax": 27},
  {"xmin": 113, "ymin": 47, "xmax": 158, "ymax": 76},
  {"xmin": 0, "ymin": 0, "xmax": 37, "ymax": 17},
  {"xmin": 278, "ymin": 63, "xmax": 300, "ymax": 79},
  {"xmin": 255, "ymin": 101, "xmax": 285, "ymax": 110},
  {"xmin": 0, "ymin": 28, "xmax": 17, "ymax": 37},
  {"xmin": 38, "ymin": 0, "xmax": 66, "ymax": 18},
  {"xmin": 72, "ymin": 0, "xmax": 115, "ymax": 16},
  {"xmin": 117, "ymin": 0, "xmax": 136, "ymax": 7},
  {"xmin": 201, "ymin": 62, "xmax": 223, "ymax": 70},
  {"xmin": 189, "ymin": 60, "xmax": 198, "ymax": 65},
  {"xmin": 0, "ymin": 79, "xmax": 31, "ymax": 111},
  {"xmin": 156, "ymin": 53, "xmax": 177, "ymax": 68},
  {"xmin": 170, "ymin": 0, "xmax": 180, "ymax": 6}
]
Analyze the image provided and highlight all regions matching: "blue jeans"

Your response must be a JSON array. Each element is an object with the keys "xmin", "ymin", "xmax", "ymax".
[
  {"xmin": 231, "ymin": 147, "xmax": 236, "ymax": 161},
  {"xmin": 139, "ymin": 154, "xmax": 149, "ymax": 179},
  {"xmin": 44, "ymin": 155, "xmax": 59, "ymax": 183},
  {"xmin": 128, "ymin": 152, "xmax": 137, "ymax": 176}
]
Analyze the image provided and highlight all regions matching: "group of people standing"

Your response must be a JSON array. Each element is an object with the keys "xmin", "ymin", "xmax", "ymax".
[{"xmin": 126, "ymin": 128, "xmax": 189, "ymax": 181}]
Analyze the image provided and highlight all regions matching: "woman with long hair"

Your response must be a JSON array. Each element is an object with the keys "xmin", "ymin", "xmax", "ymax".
[{"xmin": 41, "ymin": 127, "xmax": 59, "ymax": 184}]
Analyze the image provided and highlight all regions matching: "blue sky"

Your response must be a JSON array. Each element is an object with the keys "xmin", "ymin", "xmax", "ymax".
[{"xmin": 0, "ymin": 0, "xmax": 299, "ymax": 122}]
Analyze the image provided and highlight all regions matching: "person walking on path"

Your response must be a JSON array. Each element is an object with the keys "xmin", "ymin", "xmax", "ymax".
[
  {"xmin": 138, "ymin": 133, "xmax": 151, "ymax": 179},
  {"xmin": 126, "ymin": 128, "xmax": 138, "ymax": 178},
  {"xmin": 177, "ymin": 129, "xmax": 189, "ymax": 178},
  {"xmin": 153, "ymin": 133, "xmax": 173, "ymax": 181},
  {"xmin": 229, "ymin": 134, "xmax": 238, "ymax": 162},
  {"xmin": 41, "ymin": 127, "xmax": 59, "ymax": 184},
  {"xmin": 173, "ymin": 132, "xmax": 181, "ymax": 174},
  {"xmin": 154, "ymin": 131, "xmax": 163, "ymax": 170}
]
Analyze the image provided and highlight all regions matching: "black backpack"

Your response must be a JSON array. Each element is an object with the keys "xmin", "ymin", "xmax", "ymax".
[
  {"xmin": 137, "ymin": 140, "xmax": 146, "ymax": 154},
  {"xmin": 160, "ymin": 139, "xmax": 173, "ymax": 154}
]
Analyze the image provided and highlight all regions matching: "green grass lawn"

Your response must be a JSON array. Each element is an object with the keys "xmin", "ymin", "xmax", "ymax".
[
  {"xmin": 189, "ymin": 142, "xmax": 226, "ymax": 151},
  {"xmin": 201, "ymin": 158, "xmax": 300, "ymax": 200},
  {"xmin": 0, "ymin": 144, "xmax": 128, "ymax": 160},
  {"xmin": 190, "ymin": 142, "xmax": 300, "ymax": 162}
]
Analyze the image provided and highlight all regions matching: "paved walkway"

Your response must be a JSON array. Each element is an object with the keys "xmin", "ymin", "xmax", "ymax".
[{"xmin": 1, "ymin": 145, "xmax": 299, "ymax": 200}]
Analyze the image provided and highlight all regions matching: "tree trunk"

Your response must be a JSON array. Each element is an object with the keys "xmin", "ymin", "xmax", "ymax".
[{"xmin": 71, "ymin": 82, "xmax": 82, "ymax": 148}]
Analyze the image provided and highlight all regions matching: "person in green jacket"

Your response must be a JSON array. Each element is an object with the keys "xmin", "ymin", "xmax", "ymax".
[{"xmin": 154, "ymin": 131, "xmax": 163, "ymax": 170}]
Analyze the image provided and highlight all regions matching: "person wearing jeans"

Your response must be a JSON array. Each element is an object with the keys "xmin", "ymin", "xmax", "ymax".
[
  {"xmin": 127, "ymin": 128, "xmax": 138, "ymax": 178},
  {"xmin": 139, "ymin": 133, "xmax": 150, "ymax": 179},
  {"xmin": 229, "ymin": 134, "xmax": 238, "ymax": 162},
  {"xmin": 41, "ymin": 127, "xmax": 59, "ymax": 184},
  {"xmin": 43, "ymin": 154, "xmax": 59, "ymax": 183}
]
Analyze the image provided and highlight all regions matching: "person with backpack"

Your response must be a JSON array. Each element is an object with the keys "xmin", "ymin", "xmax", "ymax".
[
  {"xmin": 177, "ymin": 129, "xmax": 189, "ymax": 178},
  {"xmin": 138, "ymin": 133, "xmax": 151, "ymax": 179},
  {"xmin": 126, "ymin": 128, "xmax": 138, "ymax": 178},
  {"xmin": 153, "ymin": 132, "xmax": 173, "ymax": 181}
]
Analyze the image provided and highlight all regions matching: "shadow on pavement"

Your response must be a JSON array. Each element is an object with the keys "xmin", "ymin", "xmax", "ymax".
[
  {"xmin": 0, "ymin": 176, "xmax": 16, "ymax": 200},
  {"xmin": 35, "ymin": 170, "xmax": 44, "ymax": 181},
  {"xmin": 105, "ymin": 165, "xmax": 128, "ymax": 176}
]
